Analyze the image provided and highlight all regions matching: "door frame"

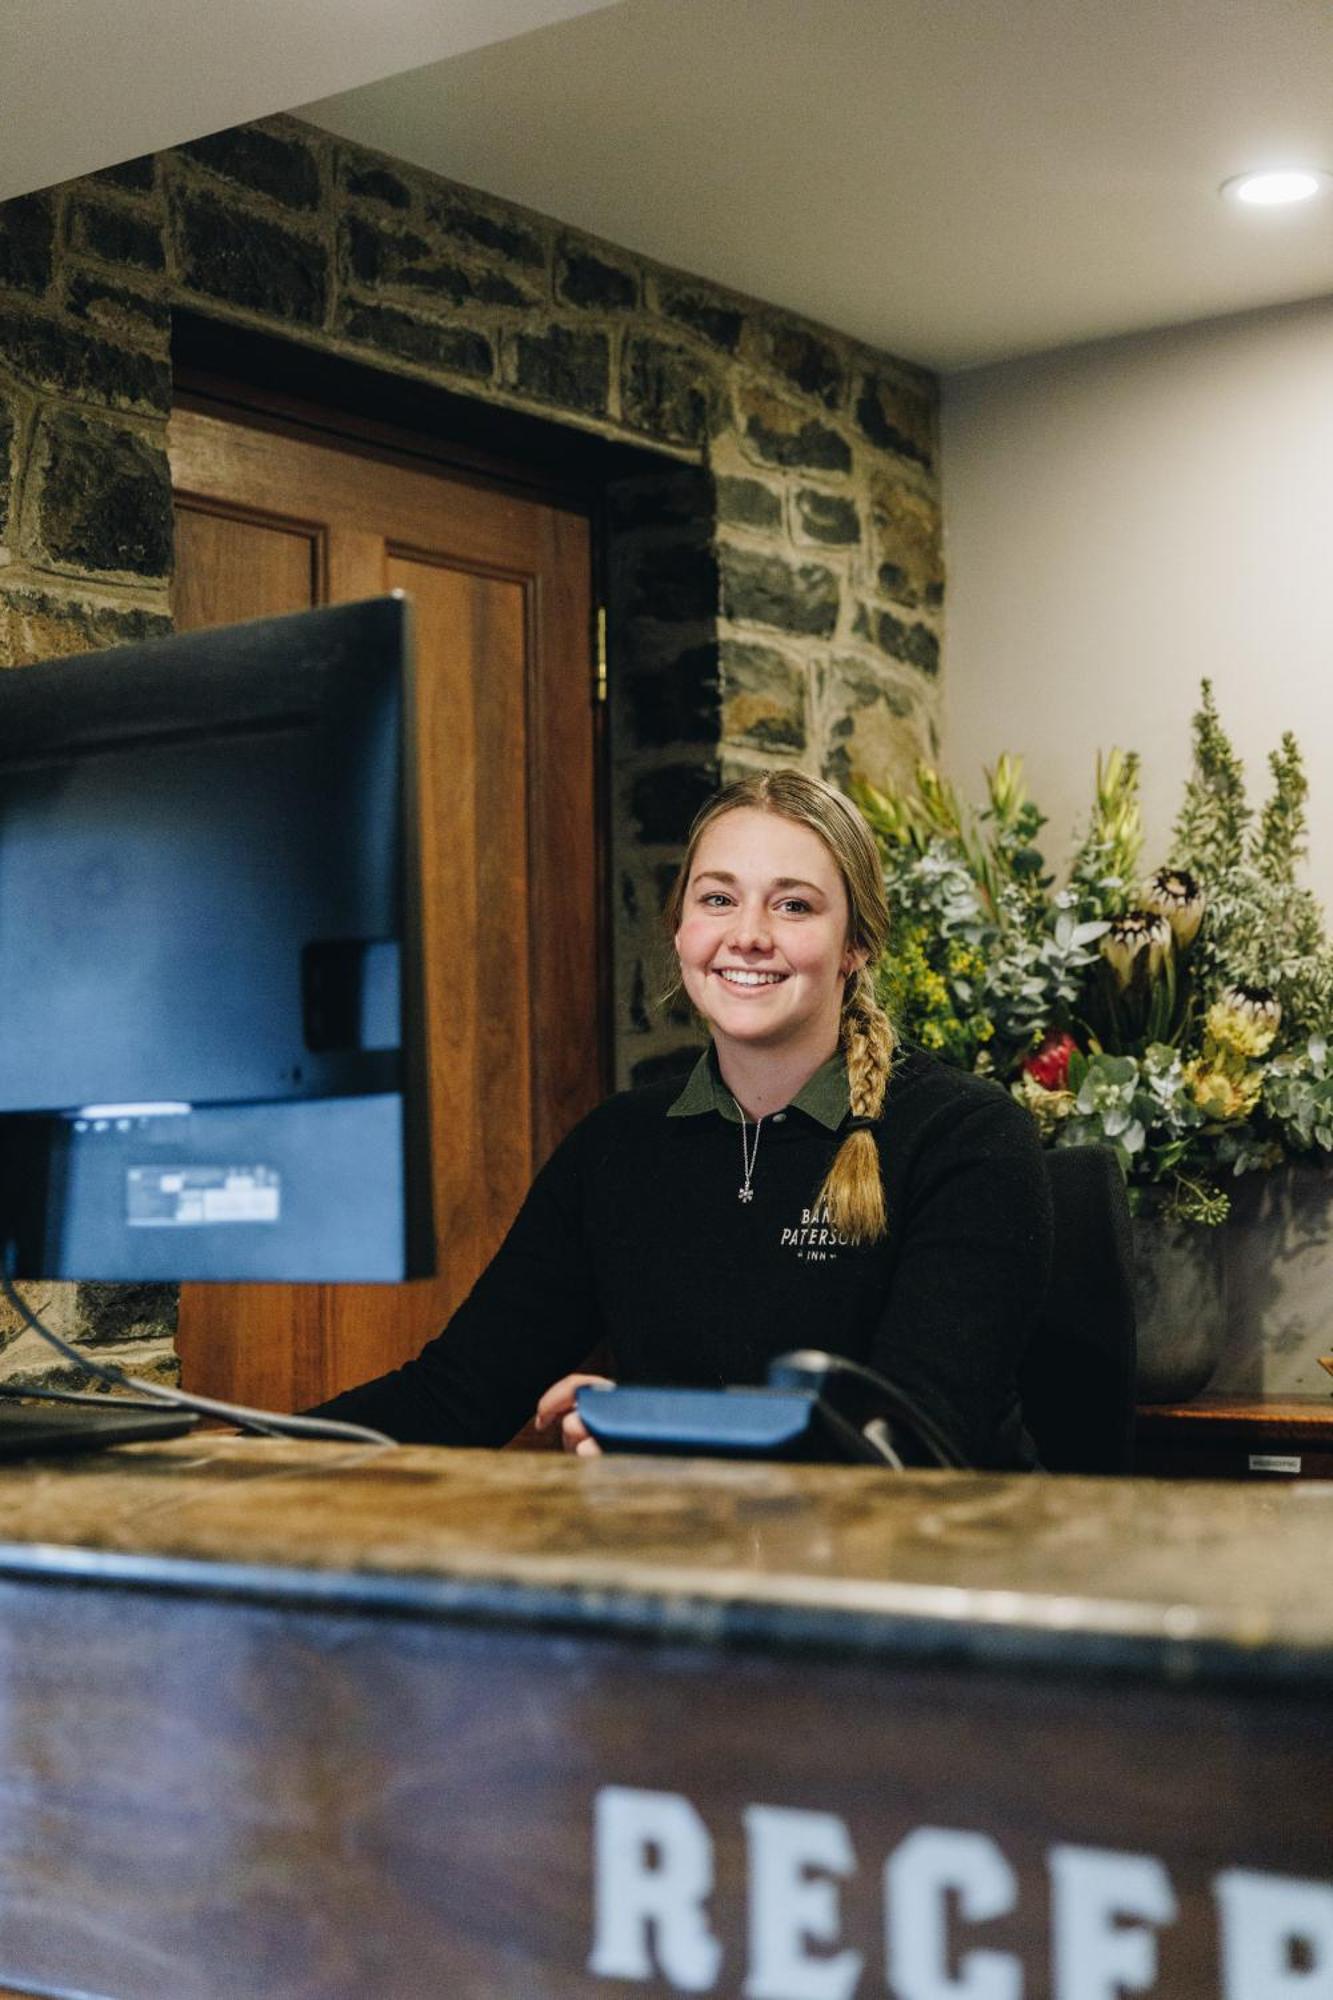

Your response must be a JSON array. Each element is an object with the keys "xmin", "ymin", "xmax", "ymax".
[{"xmin": 171, "ymin": 310, "xmax": 672, "ymax": 1109}]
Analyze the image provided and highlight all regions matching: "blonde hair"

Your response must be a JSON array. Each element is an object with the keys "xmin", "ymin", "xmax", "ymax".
[{"xmin": 665, "ymin": 770, "xmax": 894, "ymax": 1244}]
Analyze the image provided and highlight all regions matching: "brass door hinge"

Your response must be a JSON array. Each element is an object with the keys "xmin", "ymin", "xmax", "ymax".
[{"xmin": 594, "ymin": 606, "xmax": 608, "ymax": 706}]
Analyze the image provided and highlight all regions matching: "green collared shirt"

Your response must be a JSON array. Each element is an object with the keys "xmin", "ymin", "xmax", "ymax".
[{"xmin": 666, "ymin": 1045, "xmax": 850, "ymax": 1130}]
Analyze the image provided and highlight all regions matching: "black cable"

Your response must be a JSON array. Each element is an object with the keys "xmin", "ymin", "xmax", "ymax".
[
  {"xmin": 0, "ymin": 1381, "xmax": 168, "ymax": 1411},
  {"xmin": 0, "ymin": 1274, "xmax": 395, "ymax": 1450}
]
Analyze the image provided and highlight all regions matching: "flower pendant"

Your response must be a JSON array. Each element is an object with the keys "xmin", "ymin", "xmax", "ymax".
[{"xmin": 738, "ymin": 1186, "xmax": 753, "ymax": 1202}]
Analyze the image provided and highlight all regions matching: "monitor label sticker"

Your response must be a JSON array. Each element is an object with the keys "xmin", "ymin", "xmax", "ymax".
[{"xmin": 127, "ymin": 1166, "xmax": 281, "ymax": 1227}]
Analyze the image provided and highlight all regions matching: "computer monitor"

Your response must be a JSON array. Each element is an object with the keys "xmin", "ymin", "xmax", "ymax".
[{"xmin": 0, "ymin": 595, "xmax": 433, "ymax": 1284}]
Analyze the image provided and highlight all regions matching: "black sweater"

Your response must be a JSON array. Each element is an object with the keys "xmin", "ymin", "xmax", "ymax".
[{"xmin": 314, "ymin": 1047, "xmax": 1053, "ymax": 1468}]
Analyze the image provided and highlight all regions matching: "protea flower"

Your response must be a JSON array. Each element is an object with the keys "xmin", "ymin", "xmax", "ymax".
[
  {"xmin": 1100, "ymin": 911, "xmax": 1171, "ymax": 990},
  {"xmin": 1022, "ymin": 1028, "xmax": 1078, "ymax": 1091},
  {"xmin": 1207, "ymin": 986, "xmax": 1282, "ymax": 1058},
  {"xmin": 1141, "ymin": 867, "xmax": 1204, "ymax": 948},
  {"xmin": 1015, "ymin": 1070, "xmax": 1075, "ymax": 1132},
  {"xmin": 1187, "ymin": 1060, "xmax": 1263, "ymax": 1122}
]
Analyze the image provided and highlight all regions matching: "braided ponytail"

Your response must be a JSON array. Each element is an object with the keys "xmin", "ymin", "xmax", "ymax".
[{"xmin": 815, "ymin": 968, "xmax": 895, "ymax": 1244}]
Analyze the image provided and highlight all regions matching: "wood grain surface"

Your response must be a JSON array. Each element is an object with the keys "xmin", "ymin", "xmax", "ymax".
[
  {"xmin": 1136, "ymin": 1393, "xmax": 1333, "ymax": 1480},
  {"xmin": 0, "ymin": 1571, "xmax": 1327, "ymax": 1998},
  {"xmin": 167, "ymin": 401, "xmax": 600, "ymax": 1412},
  {"xmin": 0, "ymin": 1447, "xmax": 1330, "ymax": 1996}
]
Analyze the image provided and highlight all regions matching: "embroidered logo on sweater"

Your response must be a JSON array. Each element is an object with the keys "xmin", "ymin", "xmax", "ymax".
[{"xmin": 780, "ymin": 1205, "xmax": 850, "ymax": 1263}]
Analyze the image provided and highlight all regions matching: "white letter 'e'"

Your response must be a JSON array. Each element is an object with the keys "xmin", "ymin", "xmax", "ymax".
[
  {"xmin": 743, "ymin": 1805, "xmax": 863, "ymax": 2000},
  {"xmin": 588, "ymin": 1786, "xmax": 722, "ymax": 1991},
  {"xmin": 1050, "ymin": 1845, "xmax": 1177, "ymax": 1999},
  {"xmin": 1217, "ymin": 1868, "xmax": 1333, "ymax": 1997}
]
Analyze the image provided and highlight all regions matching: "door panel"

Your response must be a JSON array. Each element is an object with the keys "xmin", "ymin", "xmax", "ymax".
[{"xmin": 168, "ymin": 403, "xmax": 599, "ymax": 1414}]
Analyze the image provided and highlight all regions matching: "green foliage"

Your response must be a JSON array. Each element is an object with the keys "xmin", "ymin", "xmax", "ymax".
[
  {"xmin": 1172, "ymin": 679, "xmax": 1250, "ymax": 876},
  {"xmin": 865, "ymin": 684, "xmax": 1333, "ymax": 1225},
  {"xmin": 1170, "ymin": 699, "xmax": 1333, "ymax": 1041},
  {"xmin": 1067, "ymin": 750, "xmax": 1144, "ymax": 923}
]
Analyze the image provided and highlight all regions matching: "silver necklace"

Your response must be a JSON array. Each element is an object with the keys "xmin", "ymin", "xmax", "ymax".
[{"xmin": 731, "ymin": 1097, "xmax": 764, "ymax": 1202}]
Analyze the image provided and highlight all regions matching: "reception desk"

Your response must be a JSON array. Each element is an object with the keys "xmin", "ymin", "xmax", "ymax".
[{"xmin": 0, "ymin": 1439, "xmax": 1330, "ymax": 1998}]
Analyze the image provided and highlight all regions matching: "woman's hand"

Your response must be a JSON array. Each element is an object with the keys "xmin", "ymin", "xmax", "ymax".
[{"xmin": 534, "ymin": 1372, "xmax": 615, "ymax": 1457}]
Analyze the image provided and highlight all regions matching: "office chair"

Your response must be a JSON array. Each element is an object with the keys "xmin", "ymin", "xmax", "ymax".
[{"xmin": 1019, "ymin": 1144, "xmax": 1138, "ymax": 1474}]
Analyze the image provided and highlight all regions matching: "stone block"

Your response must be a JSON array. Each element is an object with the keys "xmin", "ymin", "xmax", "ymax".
[
  {"xmin": 557, "ymin": 240, "xmax": 638, "ymax": 311},
  {"xmin": 430, "ymin": 194, "xmax": 546, "ymax": 270},
  {"xmin": 32, "ymin": 411, "xmax": 172, "ymax": 579},
  {"xmin": 737, "ymin": 385, "xmax": 850, "ymax": 474},
  {"xmin": 794, "ymin": 488, "xmax": 860, "ymax": 546},
  {"xmin": 3, "ymin": 586, "xmax": 172, "ymax": 667},
  {"xmin": 656, "ymin": 278, "xmax": 744, "ymax": 353},
  {"xmin": 65, "ymin": 271, "xmax": 170, "ymax": 345},
  {"xmin": 340, "ymin": 156, "xmax": 412, "ymax": 210},
  {"xmin": 854, "ymin": 367, "xmax": 936, "ymax": 471},
  {"xmin": 624, "ymin": 541, "xmax": 718, "ymax": 624},
  {"xmin": 0, "ymin": 192, "xmax": 55, "ymax": 297},
  {"xmin": 0, "ymin": 393, "xmax": 13, "ymax": 548},
  {"xmin": 719, "ymin": 639, "xmax": 807, "ymax": 753},
  {"xmin": 474, "ymin": 267, "xmax": 543, "ymax": 308},
  {"xmin": 0, "ymin": 1281, "xmax": 80, "ymax": 1360},
  {"xmin": 0, "ymin": 307, "xmax": 169, "ymax": 412},
  {"xmin": 817, "ymin": 655, "xmax": 924, "ymax": 793},
  {"xmin": 651, "ymin": 861, "xmax": 683, "ymax": 913},
  {"xmin": 624, "ymin": 641, "xmax": 720, "ymax": 747},
  {"xmin": 67, "ymin": 197, "xmax": 166, "ymax": 273},
  {"xmin": 607, "ymin": 466, "xmax": 713, "ymax": 532},
  {"xmin": 175, "ymin": 191, "xmax": 328, "ymax": 325},
  {"xmin": 342, "ymin": 214, "xmax": 471, "ymax": 305},
  {"xmin": 718, "ymin": 543, "xmax": 839, "ymax": 638},
  {"xmin": 763, "ymin": 324, "xmax": 846, "ymax": 410},
  {"xmin": 869, "ymin": 472, "xmax": 944, "ymax": 609},
  {"xmin": 343, "ymin": 212, "xmax": 428, "ymax": 282},
  {"xmin": 630, "ymin": 760, "xmax": 719, "ymax": 844},
  {"xmin": 179, "ymin": 126, "xmax": 322, "ymax": 210},
  {"xmin": 714, "ymin": 474, "xmax": 782, "ymax": 532},
  {"xmin": 93, "ymin": 156, "xmax": 158, "ymax": 194},
  {"xmin": 508, "ymin": 326, "xmax": 609, "ymax": 416},
  {"xmin": 17, "ymin": 1329, "xmax": 183, "ymax": 1389},
  {"xmin": 621, "ymin": 336, "xmax": 710, "ymax": 448},
  {"xmin": 337, "ymin": 301, "xmax": 492, "ymax": 379},
  {"xmin": 853, "ymin": 602, "xmax": 940, "ymax": 677},
  {"xmin": 627, "ymin": 960, "xmax": 652, "ymax": 1034},
  {"xmin": 75, "ymin": 1281, "xmax": 178, "ymax": 1346}
]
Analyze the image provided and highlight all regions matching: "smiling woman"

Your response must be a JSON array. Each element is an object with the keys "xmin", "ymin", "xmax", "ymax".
[{"xmin": 312, "ymin": 771, "xmax": 1053, "ymax": 1470}]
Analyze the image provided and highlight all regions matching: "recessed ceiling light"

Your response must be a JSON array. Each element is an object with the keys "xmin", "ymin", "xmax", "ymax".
[{"xmin": 1220, "ymin": 168, "xmax": 1331, "ymax": 208}]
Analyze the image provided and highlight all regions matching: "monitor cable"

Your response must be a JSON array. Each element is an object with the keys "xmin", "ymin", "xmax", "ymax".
[{"xmin": 0, "ymin": 1271, "xmax": 394, "ymax": 1450}]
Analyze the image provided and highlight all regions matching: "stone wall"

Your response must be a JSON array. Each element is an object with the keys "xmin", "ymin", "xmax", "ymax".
[{"xmin": 0, "ymin": 115, "xmax": 943, "ymax": 1383}]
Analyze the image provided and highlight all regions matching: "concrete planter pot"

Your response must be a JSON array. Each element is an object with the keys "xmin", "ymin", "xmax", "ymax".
[
  {"xmin": 1132, "ymin": 1164, "xmax": 1333, "ymax": 1404},
  {"xmin": 1132, "ymin": 1207, "xmax": 1227, "ymax": 1404},
  {"xmin": 1212, "ymin": 1161, "xmax": 1333, "ymax": 1398}
]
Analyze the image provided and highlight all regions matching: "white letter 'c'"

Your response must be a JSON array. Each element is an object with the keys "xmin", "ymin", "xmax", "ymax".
[{"xmin": 886, "ymin": 1826, "xmax": 1021, "ymax": 2000}]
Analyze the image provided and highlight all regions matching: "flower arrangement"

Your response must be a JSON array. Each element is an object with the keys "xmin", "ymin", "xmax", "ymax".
[{"xmin": 857, "ymin": 684, "xmax": 1333, "ymax": 1223}]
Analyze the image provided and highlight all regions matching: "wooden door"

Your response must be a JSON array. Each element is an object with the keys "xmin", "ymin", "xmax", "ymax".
[{"xmin": 168, "ymin": 401, "xmax": 601, "ymax": 1413}]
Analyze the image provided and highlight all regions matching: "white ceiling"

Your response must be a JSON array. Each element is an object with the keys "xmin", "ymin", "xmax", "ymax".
[
  {"xmin": 300, "ymin": 0, "xmax": 1333, "ymax": 372},
  {"xmin": 0, "ymin": 0, "xmax": 620, "ymax": 207},
  {"xmin": 7, "ymin": 0, "xmax": 1333, "ymax": 373}
]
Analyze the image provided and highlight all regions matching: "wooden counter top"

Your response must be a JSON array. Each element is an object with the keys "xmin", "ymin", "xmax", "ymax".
[
  {"xmin": 1, "ymin": 1441, "xmax": 1331, "ymax": 1997},
  {"xmin": 1, "ymin": 1436, "xmax": 1330, "ymax": 1687}
]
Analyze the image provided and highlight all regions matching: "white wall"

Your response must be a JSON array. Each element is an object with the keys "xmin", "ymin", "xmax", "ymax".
[{"xmin": 941, "ymin": 295, "xmax": 1333, "ymax": 915}]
